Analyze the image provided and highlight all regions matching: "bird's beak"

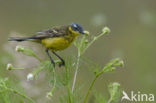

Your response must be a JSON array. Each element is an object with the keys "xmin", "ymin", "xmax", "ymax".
[{"xmin": 80, "ymin": 30, "xmax": 84, "ymax": 34}]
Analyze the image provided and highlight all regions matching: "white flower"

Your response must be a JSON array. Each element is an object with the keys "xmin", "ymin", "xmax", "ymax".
[{"xmin": 27, "ymin": 73, "xmax": 34, "ymax": 81}]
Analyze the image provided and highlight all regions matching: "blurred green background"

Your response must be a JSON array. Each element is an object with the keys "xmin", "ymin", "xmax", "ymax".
[{"xmin": 0, "ymin": 0, "xmax": 156, "ymax": 102}]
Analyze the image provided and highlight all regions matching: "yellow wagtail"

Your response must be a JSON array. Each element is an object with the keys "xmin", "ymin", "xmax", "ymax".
[{"xmin": 8, "ymin": 23, "xmax": 85, "ymax": 67}]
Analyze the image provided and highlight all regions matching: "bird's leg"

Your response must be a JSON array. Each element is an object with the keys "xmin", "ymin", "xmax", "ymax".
[
  {"xmin": 45, "ymin": 49, "xmax": 55, "ymax": 68},
  {"xmin": 52, "ymin": 51, "xmax": 65, "ymax": 67}
]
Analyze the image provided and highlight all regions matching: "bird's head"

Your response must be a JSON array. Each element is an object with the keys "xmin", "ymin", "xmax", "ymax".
[{"xmin": 69, "ymin": 23, "xmax": 84, "ymax": 36}]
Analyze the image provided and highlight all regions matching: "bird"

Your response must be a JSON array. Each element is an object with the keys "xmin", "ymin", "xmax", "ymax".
[{"xmin": 8, "ymin": 23, "xmax": 85, "ymax": 67}]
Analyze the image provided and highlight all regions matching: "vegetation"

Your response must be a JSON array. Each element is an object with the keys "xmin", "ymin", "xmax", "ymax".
[{"xmin": 0, "ymin": 27, "xmax": 123, "ymax": 103}]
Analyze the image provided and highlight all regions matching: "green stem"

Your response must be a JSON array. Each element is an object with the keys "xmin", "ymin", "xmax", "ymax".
[
  {"xmin": 72, "ymin": 27, "xmax": 110, "ymax": 101},
  {"xmin": 7, "ymin": 88, "xmax": 35, "ymax": 103},
  {"xmin": 82, "ymin": 58, "xmax": 122, "ymax": 103},
  {"xmin": 71, "ymin": 51, "xmax": 80, "ymax": 93},
  {"xmin": 72, "ymin": 36, "xmax": 86, "ymax": 93},
  {"xmin": 33, "ymin": 54, "xmax": 42, "ymax": 62},
  {"xmin": 67, "ymin": 85, "xmax": 72, "ymax": 103},
  {"xmin": 49, "ymin": 67, "xmax": 56, "ymax": 95},
  {"xmin": 82, "ymin": 32, "xmax": 107, "ymax": 54},
  {"xmin": 83, "ymin": 75, "xmax": 98, "ymax": 103},
  {"xmin": 64, "ymin": 61, "xmax": 72, "ymax": 103},
  {"xmin": 83, "ymin": 71, "xmax": 103, "ymax": 103},
  {"xmin": 107, "ymin": 99, "xmax": 111, "ymax": 103},
  {"xmin": 13, "ymin": 68, "xmax": 25, "ymax": 70}
]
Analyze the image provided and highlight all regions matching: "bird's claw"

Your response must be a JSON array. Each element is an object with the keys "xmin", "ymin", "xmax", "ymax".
[{"xmin": 58, "ymin": 62, "xmax": 65, "ymax": 67}]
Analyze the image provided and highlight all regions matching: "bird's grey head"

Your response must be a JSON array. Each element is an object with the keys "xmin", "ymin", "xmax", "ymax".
[{"xmin": 70, "ymin": 23, "xmax": 84, "ymax": 34}]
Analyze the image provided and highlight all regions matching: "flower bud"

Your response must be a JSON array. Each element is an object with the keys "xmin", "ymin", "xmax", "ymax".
[
  {"xmin": 15, "ymin": 45, "xmax": 24, "ymax": 52},
  {"xmin": 112, "ymin": 58, "xmax": 124, "ymax": 67},
  {"xmin": 84, "ymin": 30, "xmax": 89, "ymax": 36},
  {"xmin": 102, "ymin": 27, "xmax": 111, "ymax": 34},
  {"xmin": 15, "ymin": 45, "xmax": 37, "ymax": 58},
  {"xmin": 85, "ymin": 39, "xmax": 89, "ymax": 44},
  {"xmin": 46, "ymin": 92, "xmax": 53, "ymax": 99},
  {"xmin": 118, "ymin": 60, "xmax": 124, "ymax": 67},
  {"xmin": 112, "ymin": 82, "xmax": 120, "ymax": 87},
  {"xmin": 108, "ymin": 82, "xmax": 120, "ymax": 101},
  {"xmin": 6, "ymin": 63, "xmax": 13, "ymax": 70}
]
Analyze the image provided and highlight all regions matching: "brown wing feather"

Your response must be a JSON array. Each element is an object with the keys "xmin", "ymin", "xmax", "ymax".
[
  {"xmin": 8, "ymin": 25, "xmax": 69, "ymax": 42},
  {"xmin": 31, "ymin": 26, "xmax": 68, "ymax": 40}
]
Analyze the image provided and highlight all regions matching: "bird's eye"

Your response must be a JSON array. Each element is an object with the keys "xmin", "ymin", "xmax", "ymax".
[
  {"xmin": 71, "ymin": 23, "xmax": 81, "ymax": 32},
  {"xmin": 74, "ymin": 27, "xmax": 78, "ymax": 30}
]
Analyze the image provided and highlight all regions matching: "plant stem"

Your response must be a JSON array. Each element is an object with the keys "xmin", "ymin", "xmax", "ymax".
[
  {"xmin": 71, "ymin": 51, "xmax": 80, "ymax": 93},
  {"xmin": 67, "ymin": 85, "xmax": 72, "ymax": 103},
  {"xmin": 72, "ymin": 27, "xmax": 110, "ymax": 96},
  {"xmin": 72, "ymin": 30, "xmax": 109, "ymax": 93},
  {"xmin": 82, "ymin": 73, "xmax": 102, "ymax": 103},
  {"xmin": 7, "ymin": 88, "xmax": 35, "ymax": 103},
  {"xmin": 50, "ymin": 67, "xmax": 56, "ymax": 95},
  {"xmin": 13, "ymin": 68, "xmax": 25, "ymax": 70},
  {"xmin": 33, "ymin": 54, "xmax": 42, "ymax": 62},
  {"xmin": 83, "ymin": 70, "xmax": 104, "ymax": 103},
  {"xmin": 82, "ymin": 32, "xmax": 107, "ymax": 54},
  {"xmin": 107, "ymin": 99, "xmax": 111, "ymax": 103},
  {"xmin": 83, "ymin": 75, "xmax": 97, "ymax": 103},
  {"xmin": 82, "ymin": 58, "xmax": 122, "ymax": 103}
]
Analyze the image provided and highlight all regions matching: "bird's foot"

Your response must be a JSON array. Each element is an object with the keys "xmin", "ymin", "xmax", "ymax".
[{"xmin": 58, "ymin": 62, "xmax": 65, "ymax": 67}]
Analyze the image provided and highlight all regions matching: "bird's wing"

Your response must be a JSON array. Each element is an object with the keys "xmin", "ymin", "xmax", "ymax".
[{"xmin": 31, "ymin": 26, "xmax": 67, "ymax": 40}]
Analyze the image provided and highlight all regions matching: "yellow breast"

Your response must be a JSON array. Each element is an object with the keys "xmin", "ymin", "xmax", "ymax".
[
  {"xmin": 41, "ymin": 37, "xmax": 74, "ymax": 51},
  {"xmin": 41, "ymin": 26, "xmax": 80, "ymax": 51}
]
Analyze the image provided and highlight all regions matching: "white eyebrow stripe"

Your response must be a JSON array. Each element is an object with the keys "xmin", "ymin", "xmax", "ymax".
[{"xmin": 73, "ymin": 24, "xmax": 77, "ymax": 28}]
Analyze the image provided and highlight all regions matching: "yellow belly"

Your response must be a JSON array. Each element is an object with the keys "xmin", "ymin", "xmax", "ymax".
[{"xmin": 41, "ymin": 37, "xmax": 72, "ymax": 51}]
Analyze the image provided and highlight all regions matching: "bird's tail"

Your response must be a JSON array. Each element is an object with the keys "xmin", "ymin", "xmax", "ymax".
[{"xmin": 8, "ymin": 37, "xmax": 35, "ymax": 42}]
